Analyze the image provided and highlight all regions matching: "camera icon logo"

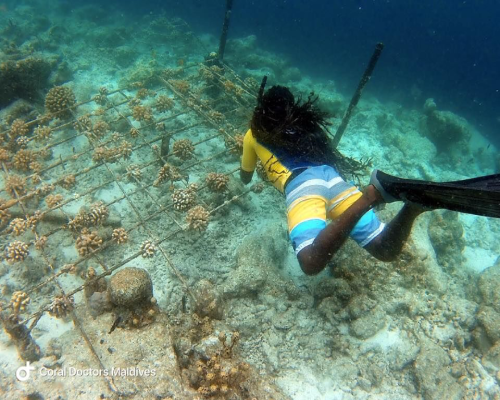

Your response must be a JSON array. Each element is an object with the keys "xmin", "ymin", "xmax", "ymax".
[{"xmin": 16, "ymin": 361, "xmax": 35, "ymax": 382}]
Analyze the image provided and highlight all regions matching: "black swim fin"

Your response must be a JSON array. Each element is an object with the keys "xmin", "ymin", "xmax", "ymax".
[{"xmin": 370, "ymin": 169, "xmax": 500, "ymax": 218}]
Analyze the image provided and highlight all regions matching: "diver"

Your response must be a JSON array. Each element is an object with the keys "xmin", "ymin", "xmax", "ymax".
[{"xmin": 239, "ymin": 81, "xmax": 500, "ymax": 275}]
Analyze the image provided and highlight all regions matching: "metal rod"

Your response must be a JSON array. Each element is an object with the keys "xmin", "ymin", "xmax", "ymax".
[
  {"xmin": 218, "ymin": 0, "xmax": 234, "ymax": 62},
  {"xmin": 332, "ymin": 42, "xmax": 384, "ymax": 148}
]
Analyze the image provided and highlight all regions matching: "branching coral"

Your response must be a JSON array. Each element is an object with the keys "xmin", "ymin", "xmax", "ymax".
[
  {"xmin": 9, "ymin": 218, "xmax": 28, "ymax": 236},
  {"xmin": 186, "ymin": 205, "xmax": 210, "ymax": 232},
  {"xmin": 75, "ymin": 229, "xmax": 103, "ymax": 256},
  {"xmin": 5, "ymin": 240, "xmax": 29, "ymax": 263},
  {"xmin": 45, "ymin": 86, "xmax": 76, "ymax": 119},
  {"xmin": 12, "ymin": 149, "xmax": 37, "ymax": 172},
  {"xmin": 172, "ymin": 184, "xmax": 197, "ymax": 211},
  {"xmin": 224, "ymin": 134, "xmax": 244, "ymax": 156},
  {"xmin": 9, "ymin": 118, "xmax": 29, "ymax": 140},
  {"xmin": 93, "ymin": 86, "xmax": 109, "ymax": 105},
  {"xmin": 184, "ymin": 329, "xmax": 249, "ymax": 398},
  {"xmin": 155, "ymin": 95, "xmax": 175, "ymax": 112},
  {"xmin": 129, "ymin": 127, "xmax": 140, "ymax": 138},
  {"xmin": 34, "ymin": 125, "xmax": 52, "ymax": 141},
  {"xmin": 59, "ymin": 174, "xmax": 76, "ymax": 189},
  {"xmin": 45, "ymin": 193, "xmax": 64, "ymax": 208},
  {"xmin": 112, "ymin": 227, "xmax": 129, "ymax": 244},
  {"xmin": 206, "ymin": 172, "xmax": 229, "ymax": 193},
  {"xmin": 68, "ymin": 202, "xmax": 109, "ymax": 231},
  {"xmin": 92, "ymin": 120, "xmax": 110, "ymax": 138},
  {"xmin": 48, "ymin": 295, "xmax": 74, "ymax": 318},
  {"xmin": 153, "ymin": 163, "xmax": 183, "ymax": 186},
  {"xmin": 0, "ymin": 200, "xmax": 12, "ymax": 227},
  {"xmin": 5, "ymin": 174, "xmax": 26, "ymax": 198},
  {"xmin": 173, "ymin": 138, "xmax": 195, "ymax": 160},
  {"xmin": 140, "ymin": 240, "xmax": 157, "ymax": 258},
  {"xmin": 169, "ymin": 79, "xmax": 190, "ymax": 94},
  {"xmin": 0, "ymin": 148, "xmax": 10, "ymax": 163},
  {"xmin": 126, "ymin": 164, "xmax": 142, "ymax": 181},
  {"xmin": 132, "ymin": 105, "xmax": 153, "ymax": 122},
  {"xmin": 9, "ymin": 291, "xmax": 30, "ymax": 315},
  {"xmin": 74, "ymin": 115, "xmax": 93, "ymax": 133},
  {"xmin": 92, "ymin": 140, "xmax": 133, "ymax": 162}
]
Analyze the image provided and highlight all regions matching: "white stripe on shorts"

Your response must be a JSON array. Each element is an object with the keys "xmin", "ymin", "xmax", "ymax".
[
  {"xmin": 295, "ymin": 238, "xmax": 315, "ymax": 255},
  {"xmin": 360, "ymin": 222, "xmax": 386, "ymax": 247},
  {"xmin": 287, "ymin": 177, "xmax": 343, "ymax": 199}
]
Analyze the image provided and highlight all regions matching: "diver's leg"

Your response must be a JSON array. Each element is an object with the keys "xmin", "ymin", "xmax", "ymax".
[
  {"xmin": 364, "ymin": 204, "xmax": 424, "ymax": 261},
  {"xmin": 297, "ymin": 185, "xmax": 382, "ymax": 275}
]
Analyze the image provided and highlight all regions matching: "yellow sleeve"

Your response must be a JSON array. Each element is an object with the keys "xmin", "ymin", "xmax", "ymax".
[{"xmin": 241, "ymin": 129, "xmax": 258, "ymax": 172}]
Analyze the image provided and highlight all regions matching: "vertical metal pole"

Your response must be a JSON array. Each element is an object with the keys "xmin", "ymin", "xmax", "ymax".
[
  {"xmin": 218, "ymin": 0, "xmax": 234, "ymax": 62},
  {"xmin": 332, "ymin": 42, "xmax": 384, "ymax": 148}
]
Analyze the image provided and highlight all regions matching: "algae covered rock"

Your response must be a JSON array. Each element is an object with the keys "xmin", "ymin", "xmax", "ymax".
[
  {"xmin": 413, "ymin": 339, "xmax": 463, "ymax": 400},
  {"xmin": 476, "ymin": 305, "xmax": 500, "ymax": 344},
  {"xmin": 423, "ymin": 98, "xmax": 471, "ymax": 153},
  {"xmin": 223, "ymin": 225, "xmax": 287, "ymax": 299},
  {"xmin": 478, "ymin": 257, "xmax": 500, "ymax": 313},
  {"xmin": 0, "ymin": 56, "xmax": 56, "ymax": 107},
  {"xmin": 428, "ymin": 211, "xmax": 465, "ymax": 269},
  {"xmin": 349, "ymin": 305, "xmax": 386, "ymax": 339},
  {"xmin": 108, "ymin": 267, "xmax": 153, "ymax": 307}
]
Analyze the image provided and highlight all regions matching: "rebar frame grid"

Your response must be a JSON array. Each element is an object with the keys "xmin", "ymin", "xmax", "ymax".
[{"xmin": 0, "ymin": 49, "xmax": 260, "ymax": 395}]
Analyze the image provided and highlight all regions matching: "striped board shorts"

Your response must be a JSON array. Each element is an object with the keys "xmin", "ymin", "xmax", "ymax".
[{"xmin": 285, "ymin": 165, "xmax": 385, "ymax": 255}]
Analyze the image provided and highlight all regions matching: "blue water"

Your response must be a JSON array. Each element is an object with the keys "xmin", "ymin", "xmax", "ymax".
[{"xmin": 97, "ymin": 0, "xmax": 500, "ymax": 147}]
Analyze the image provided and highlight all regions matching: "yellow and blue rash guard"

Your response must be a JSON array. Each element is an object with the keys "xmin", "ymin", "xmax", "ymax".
[
  {"xmin": 241, "ymin": 129, "xmax": 385, "ymax": 255},
  {"xmin": 241, "ymin": 129, "xmax": 294, "ymax": 193}
]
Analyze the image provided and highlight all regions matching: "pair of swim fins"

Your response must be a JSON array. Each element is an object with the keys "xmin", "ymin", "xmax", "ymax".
[{"xmin": 370, "ymin": 169, "xmax": 500, "ymax": 218}]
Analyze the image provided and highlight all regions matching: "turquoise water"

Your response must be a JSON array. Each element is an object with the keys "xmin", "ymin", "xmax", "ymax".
[{"xmin": 0, "ymin": 1, "xmax": 499, "ymax": 399}]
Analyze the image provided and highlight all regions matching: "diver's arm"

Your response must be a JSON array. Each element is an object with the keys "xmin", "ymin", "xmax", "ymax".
[
  {"xmin": 298, "ymin": 185, "xmax": 382, "ymax": 275},
  {"xmin": 240, "ymin": 130, "xmax": 258, "ymax": 184}
]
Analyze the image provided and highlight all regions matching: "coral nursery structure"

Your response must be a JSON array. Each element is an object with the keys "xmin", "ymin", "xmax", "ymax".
[{"xmin": 0, "ymin": 4, "xmax": 499, "ymax": 400}]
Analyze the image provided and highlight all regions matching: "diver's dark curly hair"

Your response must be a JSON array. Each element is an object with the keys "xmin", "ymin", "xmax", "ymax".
[{"xmin": 251, "ymin": 85, "xmax": 337, "ymax": 166}]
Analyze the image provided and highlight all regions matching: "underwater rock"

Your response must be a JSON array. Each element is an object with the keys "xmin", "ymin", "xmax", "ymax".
[
  {"xmin": 428, "ymin": 211, "xmax": 465, "ymax": 270},
  {"xmin": 413, "ymin": 338, "xmax": 463, "ymax": 400},
  {"xmin": 476, "ymin": 305, "xmax": 500, "ymax": 344},
  {"xmin": 223, "ymin": 226, "xmax": 287, "ymax": 299},
  {"xmin": 314, "ymin": 277, "xmax": 352, "ymax": 303},
  {"xmin": 478, "ymin": 257, "xmax": 500, "ymax": 313},
  {"xmin": 108, "ymin": 267, "xmax": 153, "ymax": 307},
  {"xmin": 193, "ymin": 279, "xmax": 223, "ymax": 319},
  {"xmin": 484, "ymin": 341, "xmax": 500, "ymax": 369},
  {"xmin": 0, "ymin": 56, "xmax": 57, "ymax": 107},
  {"xmin": 222, "ymin": 258, "xmax": 267, "ymax": 299},
  {"xmin": 87, "ymin": 291, "xmax": 113, "ymax": 318},
  {"xmin": 423, "ymin": 98, "xmax": 471, "ymax": 153},
  {"xmin": 349, "ymin": 304, "xmax": 386, "ymax": 339}
]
